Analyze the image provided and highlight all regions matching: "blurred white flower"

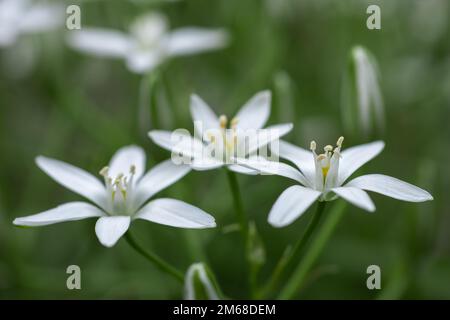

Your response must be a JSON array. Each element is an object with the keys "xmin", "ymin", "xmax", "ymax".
[
  {"xmin": 184, "ymin": 262, "xmax": 220, "ymax": 300},
  {"xmin": 149, "ymin": 91, "xmax": 293, "ymax": 173},
  {"xmin": 67, "ymin": 12, "xmax": 229, "ymax": 74},
  {"xmin": 237, "ymin": 137, "xmax": 433, "ymax": 227},
  {"xmin": 0, "ymin": 0, "xmax": 63, "ymax": 47},
  {"xmin": 342, "ymin": 46, "xmax": 384, "ymax": 137},
  {"xmin": 13, "ymin": 146, "xmax": 216, "ymax": 247}
]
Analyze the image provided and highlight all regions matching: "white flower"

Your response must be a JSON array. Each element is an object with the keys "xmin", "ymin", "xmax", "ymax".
[
  {"xmin": 236, "ymin": 138, "xmax": 433, "ymax": 227},
  {"xmin": 184, "ymin": 262, "xmax": 220, "ymax": 300},
  {"xmin": 0, "ymin": 0, "xmax": 63, "ymax": 47},
  {"xmin": 148, "ymin": 91, "xmax": 293, "ymax": 173},
  {"xmin": 67, "ymin": 12, "xmax": 229, "ymax": 74},
  {"xmin": 13, "ymin": 145, "xmax": 216, "ymax": 247}
]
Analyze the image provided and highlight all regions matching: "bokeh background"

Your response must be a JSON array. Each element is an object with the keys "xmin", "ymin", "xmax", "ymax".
[{"xmin": 0, "ymin": 0, "xmax": 449, "ymax": 299}]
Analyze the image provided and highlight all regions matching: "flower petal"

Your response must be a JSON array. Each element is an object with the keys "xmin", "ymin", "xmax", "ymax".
[
  {"xmin": 135, "ymin": 198, "xmax": 216, "ymax": 229},
  {"xmin": 247, "ymin": 123, "xmax": 293, "ymax": 155},
  {"xmin": 67, "ymin": 28, "xmax": 132, "ymax": 58},
  {"xmin": 338, "ymin": 140, "xmax": 385, "ymax": 185},
  {"xmin": 235, "ymin": 91, "xmax": 271, "ymax": 130},
  {"xmin": 149, "ymin": 130, "xmax": 204, "ymax": 158},
  {"xmin": 227, "ymin": 164, "xmax": 258, "ymax": 175},
  {"xmin": 109, "ymin": 145, "xmax": 146, "ymax": 180},
  {"xmin": 125, "ymin": 49, "xmax": 163, "ymax": 74},
  {"xmin": 332, "ymin": 187, "xmax": 375, "ymax": 212},
  {"xmin": 190, "ymin": 94, "xmax": 219, "ymax": 136},
  {"xmin": 268, "ymin": 185, "xmax": 322, "ymax": 227},
  {"xmin": 345, "ymin": 174, "xmax": 433, "ymax": 202},
  {"xmin": 134, "ymin": 160, "xmax": 191, "ymax": 209},
  {"xmin": 19, "ymin": 3, "xmax": 63, "ymax": 33},
  {"xmin": 13, "ymin": 202, "xmax": 105, "ymax": 227},
  {"xmin": 95, "ymin": 216, "xmax": 130, "ymax": 248},
  {"xmin": 165, "ymin": 28, "xmax": 229, "ymax": 57},
  {"xmin": 234, "ymin": 156, "xmax": 310, "ymax": 186},
  {"xmin": 274, "ymin": 140, "xmax": 316, "ymax": 184},
  {"xmin": 191, "ymin": 158, "xmax": 224, "ymax": 171},
  {"xmin": 36, "ymin": 156, "xmax": 106, "ymax": 208}
]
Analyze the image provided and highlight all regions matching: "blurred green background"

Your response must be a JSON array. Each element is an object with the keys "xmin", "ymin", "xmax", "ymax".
[{"xmin": 0, "ymin": 0, "xmax": 449, "ymax": 299}]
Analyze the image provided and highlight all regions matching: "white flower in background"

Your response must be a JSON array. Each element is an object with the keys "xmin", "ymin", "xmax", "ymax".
[
  {"xmin": 342, "ymin": 46, "xmax": 384, "ymax": 136},
  {"xmin": 67, "ymin": 12, "xmax": 229, "ymax": 74},
  {"xmin": 13, "ymin": 146, "xmax": 216, "ymax": 247},
  {"xmin": 149, "ymin": 91, "xmax": 293, "ymax": 173},
  {"xmin": 184, "ymin": 262, "xmax": 220, "ymax": 300},
  {"xmin": 236, "ymin": 138, "xmax": 433, "ymax": 227},
  {"xmin": 0, "ymin": 0, "xmax": 63, "ymax": 47}
]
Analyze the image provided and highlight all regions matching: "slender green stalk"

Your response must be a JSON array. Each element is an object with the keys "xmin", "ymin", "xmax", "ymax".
[
  {"xmin": 225, "ymin": 169, "xmax": 254, "ymax": 296},
  {"xmin": 278, "ymin": 201, "xmax": 346, "ymax": 299},
  {"xmin": 138, "ymin": 71, "xmax": 160, "ymax": 135},
  {"xmin": 225, "ymin": 170, "xmax": 248, "ymax": 236},
  {"xmin": 258, "ymin": 201, "xmax": 326, "ymax": 298},
  {"xmin": 124, "ymin": 231, "xmax": 184, "ymax": 283}
]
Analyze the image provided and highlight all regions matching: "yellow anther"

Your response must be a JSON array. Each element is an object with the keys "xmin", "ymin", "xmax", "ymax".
[
  {"xmin": 337, "ymin": 136, "xmax": 344, "ymax": 147},
  {"xmin": 219, "ymin": 115, "xmax": 228, "ymax": 129},
  {"xmin": 324, "ymin": 145, "xmax": 333, "ymax": 152},
  {"xmin": 230, "ymin": 117, "xmax": 239, "ymax": 129},
  {"xmin": 310, "ymin": 141, "xmax": 316, "ymax": 151},
  {"xmin": 317, "ymin": 154, "xmax": 326, "ymax": 161},
  {"xmin": 99, "ymin": 166, "xmax": 109, "ymax": 176}
]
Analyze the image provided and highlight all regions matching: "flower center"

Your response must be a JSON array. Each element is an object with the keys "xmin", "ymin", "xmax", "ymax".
[
  {"xmin": 99, "ymin": 165, "xmax": 137, "ymax": 215},
  {"xmin": 310, "ymin": 136, "xmax": 344, "ymax": 192},
  {"xmin": 207, "ymin": 115, "xmax": 239, "ymax": 158}
]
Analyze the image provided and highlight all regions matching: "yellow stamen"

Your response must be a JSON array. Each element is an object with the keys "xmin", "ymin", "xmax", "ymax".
[{"xmin": 219, "ymin": 115, "xmax": 228, "ymax": 129}]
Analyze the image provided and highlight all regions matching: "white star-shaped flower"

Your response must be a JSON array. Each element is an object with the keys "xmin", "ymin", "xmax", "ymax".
[
  {"xmin": 236, "ymin": 138, "xmax": 433, "ymax": 227},
  {"xmin": 67, "ymin": 12, "xmax": 229, "ymax": 74},
  {"xmin": 148, "ymin": 91, "xmax": 293, "ymax": 173},
  {"xmin": 0, "ymin": 0, "xmax": 63, "ymax": 47},
  {"xmin": 13, "ymin": 146, "xmax": 216, "ymax": 247}
]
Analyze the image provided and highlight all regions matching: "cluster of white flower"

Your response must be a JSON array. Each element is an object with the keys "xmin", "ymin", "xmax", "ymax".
[{"xmin": 7, "ymin": 2, "xmax": 434, "ymax": 297}]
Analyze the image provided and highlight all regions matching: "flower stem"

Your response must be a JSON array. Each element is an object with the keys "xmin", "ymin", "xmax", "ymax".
[
  {"xmin": 225, "ymin": 169, "xmax": 254, "ymax": 296},
  {"xmin": 278, "ymin": 201, "xmax": 346, "ymax": 299},
  {"xmin": 258, "ymin": 201, "xmax": 327, "ymax": 298},
  {"xmin": 124, "ymin": 231, "xmax": 184, "ymax": 283}
]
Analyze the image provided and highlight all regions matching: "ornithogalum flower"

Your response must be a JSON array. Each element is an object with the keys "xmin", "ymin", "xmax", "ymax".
[
  {"xmin": 0, "ymin": 0, "xmax": 63, "ymax": 47},
  {"xmin": 67, "ymin": 12, "xmax": 229, "ymax": 74},
  {"xmin": 236, "ymin": 138, "xmax": 433, "ymax": 227},
  {"xmin": 148, "ymin": 91, "xmax": 293, "ymax": 173},
  {"xmin": 13, "ymin": 146, "xmax": 216, "ymax": 247}
]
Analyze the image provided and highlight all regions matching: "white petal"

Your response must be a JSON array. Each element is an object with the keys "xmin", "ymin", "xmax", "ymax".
[
  {"xmin": 234, "ymin": 156, "xmax": 310, "ymax": 186},
  {"xmin": 109, "ymin": 145, "xmax": 146, "ymax": 180},
  {"xmin": 191, "ymin": 158, "xmax": 224, "ymax": 171},
  {"xmin": 95, "ymin": 216, "xmax": 130, "ymax": 248},
  {"xmin": 235, "ymin": 91, "xmax": 271, "ymax": 130},
  {"xmin": 149, "ymin": 130, "xmax": 204, "ymax": 158},
  {"xmin": 135, "ymin": 198, "xmax": 216, "ymax": 229},
  {"xmin": 67, "ymin": 28, "xmax": 132, "ymax": 58},
  {"xmin": 268, "ymin": 185, "xmax": 321, "ymax": 227},
  {"xmin": 19, "ymin": 4, "xmax": 64, "ymax": 33},
  {"xmin": 134, "ymin": 160, "xmax": 191, "ymax": 209},
  {"xmin": 332, "ymin": 187, "xmax": 375, "ymax": 212},
  {"xmin": 227, "ymin": 164, "xmax": 258, "ymax": 175},
  {"xmin": 125, "ymin": 49, "xmax": 163, "ymax": 74},
  {"xmin": 190, "ymin": 94, "xmax": 219, "ymax": 136},
  {"xmin": 247, "ymin": 123, "xmax": 293, "ymax": 155},
  {"xmin": 13, "ymin": 202, "xmax": 105, "ymax": 227},
  {"xmin": 345, "ymin": 174, "xmax": 433, "ymax": 202},
  {"xmin": 165, "ymin": 28, "xmax": 228, "ymax": 57},
  {"xmin": 274, "ymin": 140, "xmax": 316, "ymax": 184},
  {"xmin": 338, "ymin": 141, "xmax": 385, "ymax": 185},
  {"xmin": 36, "ymin": 156, "xmax": 106, "ymax": 208}
]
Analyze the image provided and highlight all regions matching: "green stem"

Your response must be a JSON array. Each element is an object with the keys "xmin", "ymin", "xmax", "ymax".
[
  {"xmin": 138, "ymin": 71, "xmax": 159, "ymax": 135},
  {"xmin": 225, "ymin": 169, "xmax": 254, "ymax": 296},
  {"xmin": 278, "ymin": 201, "xmax": 346, "ymax": 299},
  {"xmin": 259, "ymin": 201, "xmax": 327, "ymax": 298},
  {"xmin": 124, "ymin": 231, "xmax": 184, "ymax": 283}
]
